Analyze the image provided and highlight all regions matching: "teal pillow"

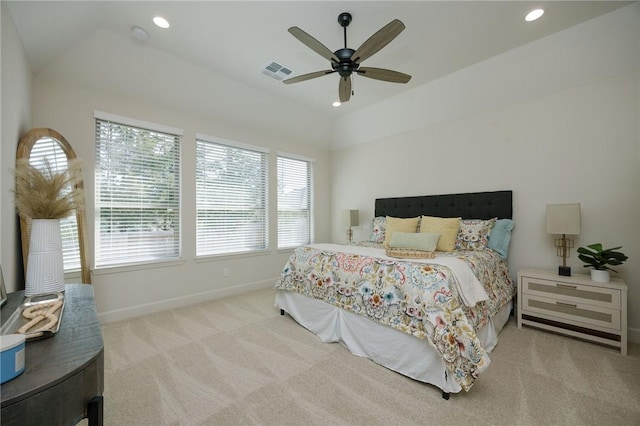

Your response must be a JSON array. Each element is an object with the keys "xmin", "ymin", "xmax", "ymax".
[
  {"xmin": 487, "ymin": 219, "xmax": 514, "ymax": 260},
  {"xmin": 388, "ymin": 232, "xmax": 440, "ymax": 251},
  {"xmin": 369, "ymin": 216, "xmax": 386, "ymax": 244}
]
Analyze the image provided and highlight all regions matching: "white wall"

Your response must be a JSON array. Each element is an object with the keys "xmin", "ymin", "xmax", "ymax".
[
  {"xmin": 331, "ymin": 5, "xmax": 640, "ymax": 340},
  {"xmin": 33, "ymin": 28, "xmax": 335, "ymax": 150},
  {"xmin": 1, "ymin": 3, "xmax": 33, "ymax": 292},
  {"xmin": 5, "ymin": 3, "xmax": 639, "ymax": 341},
  {"xmin": 25, "ymin": 25, "xmax": 333, "ymax": 321},
  {"xmin": 332, "ymin": 3, "xmax": 640, "ymax": 151},
  {"xmin": 31, "ymin": 78, "xmax": 331, "ymax": 321}
]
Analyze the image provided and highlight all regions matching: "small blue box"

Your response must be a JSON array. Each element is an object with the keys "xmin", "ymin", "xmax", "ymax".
[{"xmin": 1, "ymin": 334, "xmax": 26, "ymax": 384}]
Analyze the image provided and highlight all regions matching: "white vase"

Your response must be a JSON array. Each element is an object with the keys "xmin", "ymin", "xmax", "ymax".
[
  {"xmin": 25, "ymin": 219, "xmax": 65, "ymax": 296},
  {"xmin": 590, "ymin": 269, "xmax": 610, "ymax": 283}
]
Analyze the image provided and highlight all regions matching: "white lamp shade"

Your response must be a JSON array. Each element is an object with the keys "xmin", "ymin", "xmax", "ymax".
[
  {"xmin": 342, "ymin": 210, "xmax": 359, "ymax": 227},
  {"xmin": 546, "ymin": 203, "xmax": 581, "ymax": 235}
]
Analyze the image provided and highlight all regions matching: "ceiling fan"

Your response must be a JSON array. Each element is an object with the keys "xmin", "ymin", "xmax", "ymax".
[{"xmin": 283, "ymin": 12, "xmax": 411, "ymax": 103}]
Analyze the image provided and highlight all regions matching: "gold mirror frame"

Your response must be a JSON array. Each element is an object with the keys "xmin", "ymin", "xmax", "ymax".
[{"xmin": 17, "ymin": 128, "xmax": 91, "ymax": 284}]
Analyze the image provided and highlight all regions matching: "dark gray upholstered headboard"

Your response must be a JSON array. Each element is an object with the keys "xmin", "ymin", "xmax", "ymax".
[{"xmin": 375, "ymin": 190, "xmax": 512, "ymax": 220}]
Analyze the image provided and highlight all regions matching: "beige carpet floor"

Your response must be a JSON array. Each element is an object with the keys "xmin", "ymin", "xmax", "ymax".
[{"xmin": 95, "ymin": 287, "xmax": 640, "ymax": 425}]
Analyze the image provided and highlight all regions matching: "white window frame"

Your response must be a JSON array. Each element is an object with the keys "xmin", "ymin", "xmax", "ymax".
[
  {"xmin": 195, "ymin": 133, "xmax": 269, "ymax": 257},
  {"xmin": 94, "ymin": 111, "xmax": 182, "ymax": 269},
  {"xmin": 277, "ymin": 152, "xmax": 314, "ymax": 249}
]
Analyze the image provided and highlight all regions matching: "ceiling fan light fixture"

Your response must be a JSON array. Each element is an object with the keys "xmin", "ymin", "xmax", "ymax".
[
  {"xmin": 525, "ymin": 9, "xmax": 544, "ymax": 22},
  {"xmin": 332, "ymin": 101, "xmax": 341, "ymax": 107},
  {"xmin": 153, "ymin": 16, "xmax": 170, "ymax": 29}
]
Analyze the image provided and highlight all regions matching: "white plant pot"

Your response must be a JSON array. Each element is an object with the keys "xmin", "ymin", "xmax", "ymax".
[
  {"xmin": 25, "ymin": 219, "xmax": 65, "ymax": 296},
  {"xmin": 590, "ymin": 269, "xmax": 610, "ymax": 283}
]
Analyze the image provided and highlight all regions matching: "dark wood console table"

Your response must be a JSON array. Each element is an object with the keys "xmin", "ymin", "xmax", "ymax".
[{"xmin": 1, "ymin": 284, "xmax": 104, "ymax": 425}]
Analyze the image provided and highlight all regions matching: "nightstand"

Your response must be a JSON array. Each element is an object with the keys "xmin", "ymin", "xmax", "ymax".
[{"xmin": 517, "ymin": 268, "xmax": 627, "ymax": 355}]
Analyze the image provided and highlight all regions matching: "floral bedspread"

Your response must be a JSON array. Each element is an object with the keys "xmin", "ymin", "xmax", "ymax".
[{"xmin": 275, "ymin": 243, "xmax": 515, "ymax": 391}]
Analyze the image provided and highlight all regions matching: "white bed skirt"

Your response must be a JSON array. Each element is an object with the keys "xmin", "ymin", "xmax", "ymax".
[{"xmin": 275, "ymin": 290, "xmax": 512, "ymax": 394}]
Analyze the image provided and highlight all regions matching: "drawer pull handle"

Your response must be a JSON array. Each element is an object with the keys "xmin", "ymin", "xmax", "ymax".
[
  {"xmin": 556, "ymin": 283, "xmax": 577, "ymax": 289},
  {"xmin": 556, "ymin": 301, "xmax": 577, "ymax": 308}
]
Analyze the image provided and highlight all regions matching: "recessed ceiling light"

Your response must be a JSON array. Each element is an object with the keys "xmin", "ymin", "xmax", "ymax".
[
  {"xmin": 153, "ymin": 16, "xmax": 170, "ymax": 29},
  {"xmin": 525, "ymin": 9, "xmax": 544, "ymax": 22},
  {"xmin": 332, "ymin": 101, "xmax": 341, "ymax": 107}
]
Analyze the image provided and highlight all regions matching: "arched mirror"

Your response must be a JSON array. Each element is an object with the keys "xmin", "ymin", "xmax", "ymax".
[{"xmin": 17, "ymin": 128, "xmax": 91, "ymax": 284}]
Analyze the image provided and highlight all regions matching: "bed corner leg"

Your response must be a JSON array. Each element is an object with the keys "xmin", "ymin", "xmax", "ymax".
[
  {"xmin": 280, "ymin": 309, "xmax": 285, "ymax": 316},
  {"xmin": 442, "ymin": 391, "xmax": 450, "ymax": 400}
]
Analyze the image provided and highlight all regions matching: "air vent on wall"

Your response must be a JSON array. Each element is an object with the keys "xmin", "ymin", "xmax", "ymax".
[{"xmin": 262, "ymin": 61, "xmax": 293, "ymax": 81}]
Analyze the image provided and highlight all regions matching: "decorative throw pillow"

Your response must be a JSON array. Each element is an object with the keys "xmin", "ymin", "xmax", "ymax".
[
  {"xmin": 369, "ymin": 216, "xmax": 387, "ymax": 243},
  {"xmin": 487, "ymin": 219, "xmax": 514, "ymax": 259},
  {"xmin": 384, "ymin": 216, "xmax": 421, "ymax": 246},
  {"xmin": 420, "ymin": 216, "xmax": 461, "ymax": 251},
  {"xmin": 455, "ymin": 218, "xmax": 496, "ymax": 251},
  {"xmin": 388, "ymin": 232, "xmax": 440, "ymax": 251}
]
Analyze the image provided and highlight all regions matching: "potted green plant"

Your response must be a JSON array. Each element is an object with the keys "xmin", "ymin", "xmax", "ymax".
[{"xmin": 577, "ymin": 243, "xmax": 628, "ymax": 283}]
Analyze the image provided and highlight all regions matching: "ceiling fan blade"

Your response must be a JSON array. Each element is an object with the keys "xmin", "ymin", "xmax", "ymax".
[
  {"xmin": 356, "ymin": 67, "xmax": 411, "ymax": 83},
  {"xmin": 288, "ymin": 27, "xmax": 339, "ymax": 63},
  {"xmin": 352, "ymin": 19, "xmax": 405, "ymax": 64},
  {"xmin": 339, "ymin": 76, "xmax": 352, "ymax": 102},
  {"xmin": 283, "ymin": 70, "xmax": 335, "ymax": 84}
]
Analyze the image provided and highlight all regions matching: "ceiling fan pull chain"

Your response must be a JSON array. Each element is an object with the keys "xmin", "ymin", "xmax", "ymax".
[{"xmin": 352, "ymin": 73, "xmax": 355, "ymax": 97}]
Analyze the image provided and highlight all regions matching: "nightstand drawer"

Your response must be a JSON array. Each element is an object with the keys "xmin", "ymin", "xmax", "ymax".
[
  {"xmin": 517, "ymin": 268, "xmax": 627, "ymax": 355},
  {"xmin": 521, "ymin": 276, "xmax": 620, "ymax": 309},
  {"xmin": 522, "ymin": 293, "xmax": 620, "ymax": 330}
]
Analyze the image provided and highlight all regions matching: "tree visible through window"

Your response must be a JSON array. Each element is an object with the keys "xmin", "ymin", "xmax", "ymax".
[
  {"xmin": 196, "ymin": 135, "xmax": 268, "ymax": 256},
  {"xmin": 277, "ymin": 154, "xmax": 313, "ymax": 249},
  {"xmin": 95, "ymin": 113, "xmax": 181, "ymax": 268}
]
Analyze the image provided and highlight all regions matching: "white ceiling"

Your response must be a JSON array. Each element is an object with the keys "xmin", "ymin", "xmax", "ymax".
[{"xmin": 7, "ymin": 1, "xmax": 631, "ymax": 119}]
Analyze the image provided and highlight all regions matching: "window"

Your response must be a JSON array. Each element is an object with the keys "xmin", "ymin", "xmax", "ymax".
[
  {"xmin": 277, "ymin": 154, "xmax": 314, "ymax": 249},
  {"xmin": 28, "ymin": 139, "xmax": 81, "ymax": 272},
  {"xmin": 196, "ymin": 134, "xmax": 268, "ymax": 256},
  {"xmin": 94, "ymin": 112, "xmax": 181, "ymax": 268}
]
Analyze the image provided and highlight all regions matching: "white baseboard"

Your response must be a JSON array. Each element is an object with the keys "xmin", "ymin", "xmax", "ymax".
[
  {"xmin": 97, "ymin": 282, "xmax": 640, "ymax": 346},
  {"xmin": 97, "ymin": 278, "xmax": 276, "ymax": 324}
]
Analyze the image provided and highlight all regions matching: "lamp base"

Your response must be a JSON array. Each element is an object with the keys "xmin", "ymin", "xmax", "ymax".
[{"xmin": 558, "ymin": 266, "xmax": 572, "ymax": 277}]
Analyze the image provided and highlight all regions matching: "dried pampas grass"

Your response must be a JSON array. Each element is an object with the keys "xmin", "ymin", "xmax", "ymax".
[{"xmin": 13, "ymin": 158, "xmax": 84, "ymax": 219}]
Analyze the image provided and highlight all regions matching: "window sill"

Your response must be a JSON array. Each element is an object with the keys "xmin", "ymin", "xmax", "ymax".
[
  {"xmin": 93, "ymin": 258, "xmax": 186, "ymax": 276},
  {"xmin": 194, "ymin": 249, "xmax": 272, "ymax": 263}
]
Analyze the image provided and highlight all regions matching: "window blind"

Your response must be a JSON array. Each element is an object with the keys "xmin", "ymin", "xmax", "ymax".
[
  {"xmin": 95, "ymin": 117, "xmax": 181, "ymax": 268},
  {"xmin": 28, "ymin": 137, "xmax": 81, "ymax": 271},
  {"xmin": 277, "ymin": 155, "xmax": 313, "ymax": 249},
  {"xmin": 196, "ymin": 137, "xmax": 268, "ymax": 256}
]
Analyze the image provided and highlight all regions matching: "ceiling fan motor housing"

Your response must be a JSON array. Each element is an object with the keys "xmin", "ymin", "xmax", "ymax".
[{"xmin": 332, "ymin": 48, "xmax": 358, "ymax": 77}]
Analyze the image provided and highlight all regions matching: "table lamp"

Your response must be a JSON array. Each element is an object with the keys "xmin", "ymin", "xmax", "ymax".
[
  {"xmin": 546, "ymin": 203, "xmax": 581, "ymax": 276},
  {"xmin": 343, "ymin": 209, "xmax": 359, "ymax": 243}
]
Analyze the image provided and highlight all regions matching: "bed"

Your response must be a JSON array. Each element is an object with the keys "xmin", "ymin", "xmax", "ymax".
[{"xmin": 275, "ymin": 190, "xmax": 515, "ymax": 398}]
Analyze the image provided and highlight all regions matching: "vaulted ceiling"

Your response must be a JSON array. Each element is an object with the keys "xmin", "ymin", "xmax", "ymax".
[{"xmin": 8, "ymin": 1, "xmax": 630, "ymax": 121}]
